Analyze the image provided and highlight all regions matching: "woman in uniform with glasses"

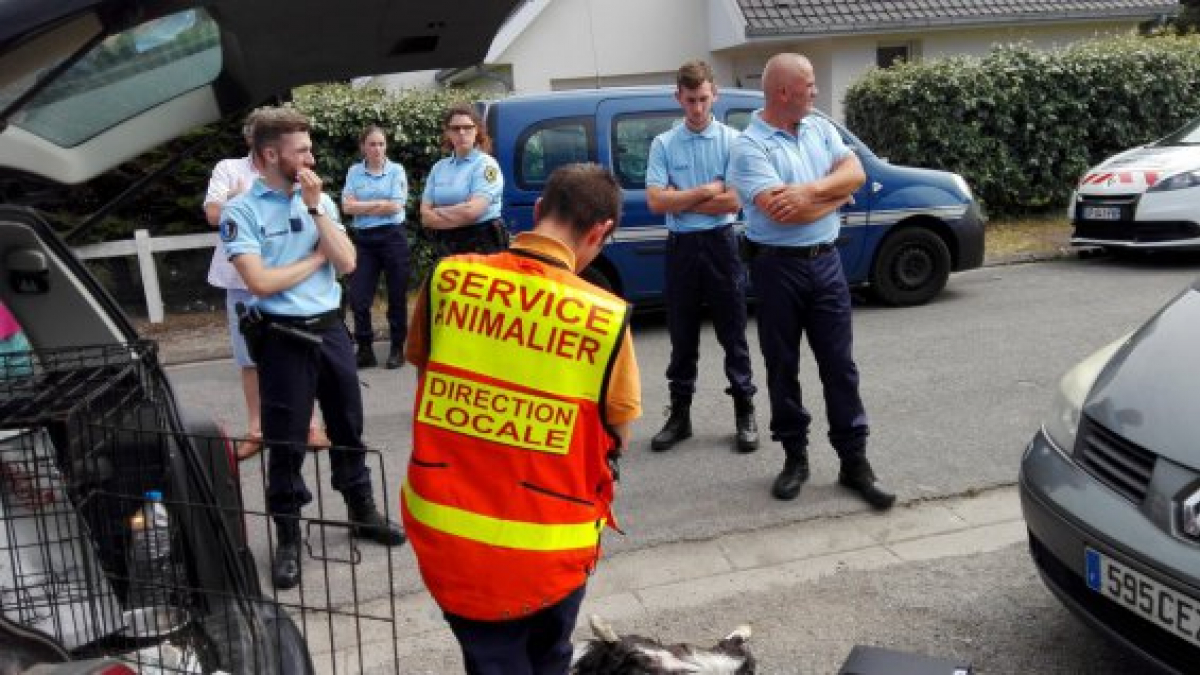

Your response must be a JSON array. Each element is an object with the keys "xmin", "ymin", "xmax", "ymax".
[{"xmin": 419, "ymin": 104, "xmax": 508, "ymax": 257}]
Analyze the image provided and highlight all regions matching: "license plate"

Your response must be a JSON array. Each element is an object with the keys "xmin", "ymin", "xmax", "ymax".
[
  {"xmin": 1081, "ymin": 205, "xmax": 1122, "ymax": 221},
  {"xmin": 1086, "ymin": 548, "xmax": 1200, "ymax": 649}
]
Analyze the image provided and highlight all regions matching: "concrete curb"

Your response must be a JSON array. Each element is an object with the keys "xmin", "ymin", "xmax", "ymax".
[{"xmin": 311, "ymin": 485, "xmax": 1026, "ymax": 672}]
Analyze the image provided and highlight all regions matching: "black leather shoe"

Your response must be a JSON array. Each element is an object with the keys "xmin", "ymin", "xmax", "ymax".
[
  {"xmin": 356, "ymin": 343, "xmax": 377, "ymax": 368},
  {"xmin": 385, "ymin": 345, "xmax": 404, "ymax": 370},
  {"xmin": 650, "ymin": 396, "xmax": 692, "ymax": 452},
  {"xmin": 349, "ymin": 502, "xmax": 406, "ymax": 546},
  {"xmin": 838, "ymin": 458, "xmax": 896, "ymax": 510},
  {"xmin": 771, "ymin": 451, "xmax": 810, "ymax": 501},
  {"xmin": 733, "ymin": 397, "xmax": 759, "ymax": 454},
  {"xmin": 356, "ymin": 343, "xmax": 378, "ymax": 368},
  {"xmin": 272, "ymin": 542, "xmax": 301, "ymax": 590}
]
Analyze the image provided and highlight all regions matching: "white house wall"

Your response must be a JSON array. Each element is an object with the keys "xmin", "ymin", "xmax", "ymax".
[
  {"xmin": 492, "ymin": 0, "xmax": 719, "ymax": 92},
  {"xmin": 731, "ymin": 20, "xmax": 1143, "ymax": 120},
  {"xmin": 484, "ymin": 4, "xmax": 1144, "ymax": 121}
]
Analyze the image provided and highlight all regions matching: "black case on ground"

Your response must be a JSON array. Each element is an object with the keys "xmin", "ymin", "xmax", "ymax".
[{"xmin": 839, "ymin": 645, "xmax": 973, "ymax": 675}]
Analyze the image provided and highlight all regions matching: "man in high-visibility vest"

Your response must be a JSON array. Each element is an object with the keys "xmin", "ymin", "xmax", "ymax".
[{"xmin": 403, "ymin": 163, "xmax": 641, "ymax": 675}]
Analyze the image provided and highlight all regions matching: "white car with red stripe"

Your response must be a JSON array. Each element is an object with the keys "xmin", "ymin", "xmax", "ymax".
[{"xmin": 1070, "ymin": 116, "xmax": 1200, "ymax": 251}]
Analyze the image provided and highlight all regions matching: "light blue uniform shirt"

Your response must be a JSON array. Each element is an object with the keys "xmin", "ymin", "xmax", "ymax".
[
  {"xmin": 645, "ymin": 118, "xmax": 739, "ymax": 233},
  {"xmin": 342, "ymin": 159, "xmax": 408, "ymax": 230},
  {"xmin": 421, "ymin": 149, "xmax": 504, "ymax": 222},
  {"xmin": 221, "ymin": 180, "xmax": 343, "ymax": 316},
  {"xmin": 729, "ymin": 110, "xmax": 852, "ymax": 246}
]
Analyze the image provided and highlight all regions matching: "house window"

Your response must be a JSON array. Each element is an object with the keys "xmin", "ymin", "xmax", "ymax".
[{"xmin": 877, "ymin": 42, "xmax": 918, "ymax": 68}]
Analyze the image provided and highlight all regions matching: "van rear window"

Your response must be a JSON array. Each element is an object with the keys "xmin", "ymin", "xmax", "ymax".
[
  {"xmin": 613, "ymin": 112, "xmax": 678, "ymax": 189},
  {"xmin": 517, "ymin": 118, "xmax": 594, "ymax": 188}
]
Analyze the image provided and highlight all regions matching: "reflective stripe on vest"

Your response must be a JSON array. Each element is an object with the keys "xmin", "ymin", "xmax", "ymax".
[{"xmin": 402, "ymin": 482, "xmax": 604, "ymax": 551}]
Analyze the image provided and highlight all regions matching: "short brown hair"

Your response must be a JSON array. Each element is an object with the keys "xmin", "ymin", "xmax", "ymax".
[
  {"xmin": 359, "ymin": 124, "xmax": 387, "ymax": 145},
  {"xmin": 252, "ymin": 107, "xmax": 310, "ymax": 158},
  {"xmin": 538, "ymin": 163, "xmax": 622, "ymax": 239},
  {"xmin": 241, "ymin": 107, "xmax": 268, "ymax": 144},
  {"xmin": 441, "ymin": 104, "xmax": 492, "ymax": 155},
  {"xmin": 677, "ymin": 59, "xmax": 715, "ymax": 90}
]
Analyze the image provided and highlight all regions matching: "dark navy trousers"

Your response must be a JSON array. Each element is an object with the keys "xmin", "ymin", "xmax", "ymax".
[
  {"xmin": 750, "ymin": 248, "xmax": 869, "ymax": 457},
  {"xmin": 443, "ymin": 584, "xmax": 586, "ymax": 675},
  {"xmin": 257, "ymin": 320, "xmax": 372, "ymax": 520},
  {"xmin": 348, "ymin": 225, "xmax": 410, "ymax": 348},
  {"xmin": 664, "ymin": 225, "xmax": 756, "ymax": 400}
]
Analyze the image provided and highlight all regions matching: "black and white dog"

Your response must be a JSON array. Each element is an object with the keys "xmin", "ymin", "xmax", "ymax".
[{"xmin": 571, "ymin": 614, "xmax": 755, "ymax": 674}]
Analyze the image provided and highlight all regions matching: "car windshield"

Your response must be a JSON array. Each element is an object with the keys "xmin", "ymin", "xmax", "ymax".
[
  {"xmin": 1155, "ymin": 115, "xmax": 1200, "ymax": 146},
  {"xmin": 1, "ymin": 8, "xmax": 220, "ymax": 148}
]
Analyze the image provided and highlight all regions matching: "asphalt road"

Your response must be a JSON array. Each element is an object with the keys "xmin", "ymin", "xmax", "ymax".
[{"xmin": 166, "ymin": 253, "xmax": 1200, "ymax": 672}]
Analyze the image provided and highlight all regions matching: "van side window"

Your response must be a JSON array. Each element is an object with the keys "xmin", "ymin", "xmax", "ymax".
[
  {"xmin": 725, "ymin": 110, "xmax": 752, "ymax": 132},
  {"xmin": 517, "ymin": 118, "xmax": 593, "ymax": 188},
  {"xmin": 612, "ymin": 113, "xmax": 677, "ymax": 189}
]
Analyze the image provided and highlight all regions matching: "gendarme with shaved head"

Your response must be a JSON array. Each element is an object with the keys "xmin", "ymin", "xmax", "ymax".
[
  {"xmin": 761, "ymin": 53, "xmax": 817, "ymax": 124},
  {"xmin": 726, "ymin": 52, "xmax": 897, "ymax": 511}
]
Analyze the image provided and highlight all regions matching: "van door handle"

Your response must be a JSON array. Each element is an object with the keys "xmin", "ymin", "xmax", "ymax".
[{"xmin": 871, "ymin": 181, "xmax": 883, "ymax": 194}]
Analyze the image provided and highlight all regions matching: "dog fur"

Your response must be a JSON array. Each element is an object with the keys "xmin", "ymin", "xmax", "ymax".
[{"xmin": 571, "ymin": 614, "xmax": 755, "ymax": 674}]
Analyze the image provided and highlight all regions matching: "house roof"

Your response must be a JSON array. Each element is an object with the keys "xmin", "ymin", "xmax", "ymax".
[{"xmin": 738, "ymin": 0, "xmax": 1180, "ymax": 37}]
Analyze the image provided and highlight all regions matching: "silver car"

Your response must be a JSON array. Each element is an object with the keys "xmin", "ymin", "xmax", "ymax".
[{"xmin": 1020, "ymin": 278, "xmax": 1200, "ymax": 673}]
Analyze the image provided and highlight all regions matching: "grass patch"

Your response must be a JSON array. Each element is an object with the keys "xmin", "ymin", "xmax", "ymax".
[{"xmin": 985, "ymin": 214, "xmax": 1073, "ymax": 261}]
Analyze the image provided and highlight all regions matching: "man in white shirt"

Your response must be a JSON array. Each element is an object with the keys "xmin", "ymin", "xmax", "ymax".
[{"xmin": 203, "ymin": 110, "xmax": 327, "ymax": 459}]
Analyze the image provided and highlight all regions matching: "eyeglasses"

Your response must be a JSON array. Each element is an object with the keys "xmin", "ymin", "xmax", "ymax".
[{"xmin": 447, "ymin": 124, "xmax": 476, "ymax": 133}]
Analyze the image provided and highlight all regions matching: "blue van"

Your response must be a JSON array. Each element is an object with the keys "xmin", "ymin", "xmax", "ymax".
[{"xmin": 483, "ymin": 87, "xmax": 985, "ymax": 306}]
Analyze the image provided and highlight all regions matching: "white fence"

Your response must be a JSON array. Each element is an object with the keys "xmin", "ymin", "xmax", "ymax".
[{"xmin": 73, "ymin": 230, "xmax": 217, "ymax": 324}]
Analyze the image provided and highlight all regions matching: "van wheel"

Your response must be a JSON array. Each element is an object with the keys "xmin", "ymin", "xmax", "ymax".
[{"xmin": 870, "ymin": 228, "xmax": 950, "ymax": 306}]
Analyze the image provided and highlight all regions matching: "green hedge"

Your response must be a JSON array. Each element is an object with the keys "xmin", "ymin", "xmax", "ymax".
[
  {"xmin": 4, "ymin": 84, "xmax": 481, "ymax": 244},
  {"xmin": 843, "ymin": 34, "xmax": 1200, "ymax": 216},
  {"xmin": 291, "ymin": 83, "xmax": 486, "ymax": 280}
]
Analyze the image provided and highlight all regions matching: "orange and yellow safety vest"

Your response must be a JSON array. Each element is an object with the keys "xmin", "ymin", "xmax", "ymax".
[{"xmin": 402, "ymin": 251, "xmax": 630, "ymax": 620}]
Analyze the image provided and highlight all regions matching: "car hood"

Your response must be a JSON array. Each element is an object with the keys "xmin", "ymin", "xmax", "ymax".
[
  {"xmin": 1084, "ymin": 281, "xmax": 1200, "ymax": 468},
  {"xmin": 1077, "ymin": 144, "xmax": 1200, "ymax": 195}
]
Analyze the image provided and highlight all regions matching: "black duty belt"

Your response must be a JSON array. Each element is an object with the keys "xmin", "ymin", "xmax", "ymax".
[
  {"xmin": 755, "ymin": 241, "xmax": 836, "ymax": 259},
  {"xmin": 354, "ymin": 223, "xmax": 402, "ymax": 235},
  {"xmin": 432, "ymin": 221, "xmax": 491, "ymax": 241},
  {"xmin": 261, "ymin": 310, "xmax": 340, "ymax": 331}
]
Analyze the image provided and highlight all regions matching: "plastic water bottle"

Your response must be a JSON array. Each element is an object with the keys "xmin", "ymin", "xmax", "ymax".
[{"xmin": 126, "ymin": 489, "xmax": 173, "ymax": 611}]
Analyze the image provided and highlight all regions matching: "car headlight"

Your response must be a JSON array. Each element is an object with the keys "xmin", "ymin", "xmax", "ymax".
[
  {"xmin": 1042, "ymin": 337, "xmax": 1128, "ymax": 454},
  {"xmin": 1183, "ymin": 490, "xmax": 1200, "ymax": 538},
  {"xmin": 1147, "ymin": 169, "xmax": 1200, "ymax": 192}
]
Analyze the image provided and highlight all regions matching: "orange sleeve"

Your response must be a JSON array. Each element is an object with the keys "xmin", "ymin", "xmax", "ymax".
[{"xmin": 603, "ymin": 328, "xmax": 641, "ymax": 426}]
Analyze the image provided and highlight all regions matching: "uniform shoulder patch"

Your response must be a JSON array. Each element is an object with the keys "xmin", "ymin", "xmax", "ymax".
[
  {"xmin": 484, "ymin": 164, "xmax": 499, "ymax": 183},
  {"xmin": 220, "ymin": 219, "xmax": 238, "ymax": 242}
]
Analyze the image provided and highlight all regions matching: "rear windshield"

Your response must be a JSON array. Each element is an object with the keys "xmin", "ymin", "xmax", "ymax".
[{"xmin": 4, "ymin": 8, "xmax": 221, "ymax": 148}]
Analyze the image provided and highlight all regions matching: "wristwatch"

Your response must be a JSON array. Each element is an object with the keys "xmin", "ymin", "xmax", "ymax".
[{"xmin": 307, "ymin": 203, "xmax": 325, "ymax": 217}]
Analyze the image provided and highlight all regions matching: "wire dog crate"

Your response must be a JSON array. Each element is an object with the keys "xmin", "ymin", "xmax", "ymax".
[{"xmin": 0, "ymin": 342, "xmax": 404, "ymax": 674}]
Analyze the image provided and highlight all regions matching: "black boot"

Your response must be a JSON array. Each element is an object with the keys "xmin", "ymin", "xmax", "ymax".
[
  {"xmin": 771, "ymin": 442, "xmax": 809, "ymax": 501},
  {"xmin": 347, "ymin": 496, "xmax": 406, "ymax": 546},
  {"xmin": 385, "ymin": 344, "xmax": 405, "ymax": 370},
  {"xmin": 838, "ymin": 456, "xmax": 896, "ymax": 510},
  {"xmin": 356, "ymin": 342, "xmax": 377, "ymax": 368},
  {"xmin": 733, "ymin": 396, "xmax": 759, "ymax": 453},
  {"xmin": 272, "ymin": 518, "xmax": 302, "ymax": 590},
  {"xmin": 650, "ymin": 395, "xmax": 692, "ymax": 452}
]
